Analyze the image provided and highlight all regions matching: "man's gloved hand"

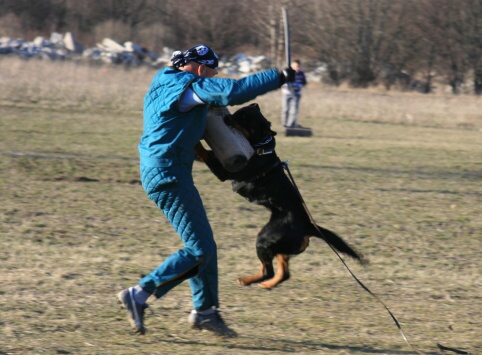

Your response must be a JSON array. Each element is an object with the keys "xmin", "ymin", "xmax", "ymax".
[{"xmin": 279, "ymin": 67, "xmax": 296, "ymax": 86}]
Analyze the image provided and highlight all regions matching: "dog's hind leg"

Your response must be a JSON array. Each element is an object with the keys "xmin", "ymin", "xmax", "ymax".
[
  {"xmin": 259, "ymin": 254, "xmax": 290, "ymax": 289},
  {"xmin": 238, "ymin": 249, "xmax": 275, "ymax": 286},
  {"xmin": 237, "ymin": 261, "xmax": 267, "ymax": 286},
  {"xmin": 237, "ymin": 260, "xmax": 275, "ymax": 286}
]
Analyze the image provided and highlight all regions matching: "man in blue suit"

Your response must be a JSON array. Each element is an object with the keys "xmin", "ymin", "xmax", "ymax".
[{"xmin": 118, "ymin": 44, "xmax": 294, "ymax": 336}]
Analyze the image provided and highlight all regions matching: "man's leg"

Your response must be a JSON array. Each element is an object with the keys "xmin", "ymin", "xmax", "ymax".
[
  {"xmin": 146, "ymin": 166, "xmax": 235, "ymax": 336},
  {"xmin": 281, "ymin": 91, "xmax": 290, "ymax": 127},
  {"xmin": 285, "ymin": 93, "xmax": 297, "ymax": 128},
  {"xmin": 293, "ymin": 94, "xmax": 302, "ymax": 127},
  {"xmin": 142, "ymin": 167, "xmax": 218, "ymax": 308},
  {"xmin": 118, "ymin": 165, "xmax": 219, "ymax": 334}
]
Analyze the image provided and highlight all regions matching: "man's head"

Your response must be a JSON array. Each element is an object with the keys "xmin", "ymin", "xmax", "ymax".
[
  {"xmin": 171, "ymin": 44, "xmax": 219, "ymax": 77},
  {"xmin": 291, "ymin": 59, "xmax": 300, "ymax": 71}
]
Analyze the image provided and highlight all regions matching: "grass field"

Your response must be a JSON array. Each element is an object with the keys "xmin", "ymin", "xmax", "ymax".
[{"xmin": 1, "ymin": 58, "xmax": 481, "ymax": 354}]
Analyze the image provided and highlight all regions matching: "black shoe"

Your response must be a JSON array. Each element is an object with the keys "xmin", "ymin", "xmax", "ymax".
[{"xmin": 117, "ymin": 287, "xmax": 149, "ymax": 335}]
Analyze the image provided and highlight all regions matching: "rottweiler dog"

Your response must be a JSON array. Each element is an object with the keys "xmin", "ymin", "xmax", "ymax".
[{"xmin": 196, "ymin": 103, "xmax": 365, "ymax": 289}]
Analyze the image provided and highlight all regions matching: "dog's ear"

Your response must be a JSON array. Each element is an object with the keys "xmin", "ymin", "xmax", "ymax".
[{"xmin": 248, "ymin": 103, "xmax": 260, "ymax": 111}]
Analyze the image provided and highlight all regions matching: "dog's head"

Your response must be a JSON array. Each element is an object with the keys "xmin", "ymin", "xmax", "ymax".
[{"xmin": 224, "ymin": 103, "xmax": 276, "ymax": 145}]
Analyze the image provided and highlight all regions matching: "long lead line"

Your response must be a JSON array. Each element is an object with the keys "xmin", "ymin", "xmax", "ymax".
[
  {"xmin": 282, "ymin": 161, "xmax": 423, "ymax": 354},
  {"xmin": 282, "ymin": 161, "xmax": 471, "ymax": 355}
]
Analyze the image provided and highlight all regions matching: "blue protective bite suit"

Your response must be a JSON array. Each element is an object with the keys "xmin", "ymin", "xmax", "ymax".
[{"xmin": 138, "ymin": 66, "xmax": 280, "ymax": 310}]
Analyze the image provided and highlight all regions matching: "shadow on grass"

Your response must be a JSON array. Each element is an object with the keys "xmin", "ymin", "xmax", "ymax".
[{"xmin": 154, "ymin": 335, "xmax": 438, "ymax": 354}]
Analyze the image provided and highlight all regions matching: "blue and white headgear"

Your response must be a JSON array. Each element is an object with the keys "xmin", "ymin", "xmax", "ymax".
[{"xmin": 170, "ymin": 44, "xmax": 219, "ymax": 70}]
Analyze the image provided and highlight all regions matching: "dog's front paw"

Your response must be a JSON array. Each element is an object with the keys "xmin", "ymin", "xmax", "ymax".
[
  {"xmin": 237, "ymin": 275, "xmax": 264, "ymax": 286},
  {"xmin": 237, "ymin": 277, "xmax": 251, "ymax": 286}
]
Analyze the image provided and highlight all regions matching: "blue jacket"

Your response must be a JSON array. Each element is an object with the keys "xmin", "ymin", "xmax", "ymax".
[
  {"xmin": 139, "ymin": 67, "xmax": 280, "ymax": 168},
  {"xmin": 293, "ymin": 70, "xmax": 307, "ymax": 93}
]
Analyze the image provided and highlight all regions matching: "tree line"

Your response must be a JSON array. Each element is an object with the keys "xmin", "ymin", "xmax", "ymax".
[{"xmin": 1, "ymin": 0, "xmax": 481, "ymax": 94}]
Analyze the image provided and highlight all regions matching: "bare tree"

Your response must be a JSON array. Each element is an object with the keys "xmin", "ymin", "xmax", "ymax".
[
  {"xmin": 1, "ymin": 0, "xmax": 56, "ymax": 32},
  {"xmin": 162, "ymin": 0, "xmax": 252, "ymax": 55},
  {"xmin": 465, "ymin": 0, "xmax": 482, "ymax": 94},
  {"xmin": 419, "ymin": 0, "xmax": 473, "ymax": 94},
  {"xmin": 231, "ymin": 0, "xmax": 289, "ymax": 65},
  {"xmin": 296, "ymin": 0, "xmax": 421, "ymax": 87},
  {"xmin": 345, "ymin": 0, "xmax": 421, "ymax": 87}
]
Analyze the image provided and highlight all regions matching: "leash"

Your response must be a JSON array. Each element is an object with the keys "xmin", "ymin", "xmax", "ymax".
[{"xmin": 281, "ymin": 161, "xmax": 471, "ymax": 355}]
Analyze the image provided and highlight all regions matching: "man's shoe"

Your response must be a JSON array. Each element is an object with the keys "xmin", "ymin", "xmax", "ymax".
[
  {"xmin": 188, "ymin": 310, "xmax": 237, "ymax": 337},
  {"xmin": 117, "ymin": 287, "xmax": 148, "ymax": 335}
]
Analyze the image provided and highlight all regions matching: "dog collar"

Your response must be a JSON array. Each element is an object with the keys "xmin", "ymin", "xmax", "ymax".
[
  {"xmin": 253, "ymin": 136, "xmax": 274, "ymax": 155},
  {"xmin": 255, "ymin": 148, "xmax": 274, "ymax": 155},
  {"xmin": 253, "ymin": 136, "xmax": 273, "ymax": 147}
]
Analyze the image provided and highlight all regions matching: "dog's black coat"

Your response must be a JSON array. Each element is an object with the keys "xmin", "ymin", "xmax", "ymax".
[{"xmin": 200, "ymin": 103, "xmax": 365, "ymax": 288}]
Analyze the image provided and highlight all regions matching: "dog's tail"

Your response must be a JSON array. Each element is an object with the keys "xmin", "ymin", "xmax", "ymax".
[{"xmin": 313, "ymin": 224, "xmax": 367, "ymax": 264}]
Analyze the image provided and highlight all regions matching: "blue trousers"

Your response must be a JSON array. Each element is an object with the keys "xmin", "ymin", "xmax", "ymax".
[{"xmin": 138, "ymin": 164, "xmax": 218, "ymax": 311}]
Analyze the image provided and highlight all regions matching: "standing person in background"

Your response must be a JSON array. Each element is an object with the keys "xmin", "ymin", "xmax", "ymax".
[
  {"xmin": 117, "ymin": 44, "xmax": 295, "ymax": 336},
  {"xmin": 281, "ymin": 59, "xmax": 307, "ymax": 128}
]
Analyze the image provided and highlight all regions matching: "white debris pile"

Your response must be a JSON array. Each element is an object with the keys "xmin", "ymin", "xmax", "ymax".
[
  {"xmin": 81, "ymin": 37, "xmax": 160, "ymax": 65},
  {"xmin": 0, "ymin": 32, "xmax": 278, "ymax": 74},
  {"xmin": 0, "ymin": 34, "xmax": 69, "ymax": 59},
  {"xmin": 0, "ymin": 32, "xmax": 162, "ymax": 66},
  {"xmin": 221, "ymin": 53, "xmax": 272, "ymax": 75}
]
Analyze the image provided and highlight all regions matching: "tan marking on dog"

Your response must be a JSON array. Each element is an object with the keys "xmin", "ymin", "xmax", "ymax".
[
  {"xmin": 237, "ymin": 261, "xmax": 266, "ymax": 286},
  {"xmin": 259, "ymin": 254, "xmax": 290, "ymax": 289}
]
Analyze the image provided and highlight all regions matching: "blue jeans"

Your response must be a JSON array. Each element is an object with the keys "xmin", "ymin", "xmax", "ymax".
[{"xmin": 138, "ymin": 164, "xmax": 218, "ymax": 311}]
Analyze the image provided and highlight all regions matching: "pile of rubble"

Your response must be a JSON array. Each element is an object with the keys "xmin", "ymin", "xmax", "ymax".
[
  {"xmin": 1, "ymin": 32, "xmax": 79, "ymax": 60},
  {"xmin": 0, "ymin": 31, "xmax": 277, "ymax": 75}
]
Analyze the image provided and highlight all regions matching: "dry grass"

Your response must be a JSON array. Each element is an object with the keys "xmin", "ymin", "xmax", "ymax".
[
  {"xmin": 0, "ymin": 57, "xmax": 481, "ymax": 354},
  {"xmin": 1, "ymin": 56, "xmax": 481, "ymax": 130},
  {"xmin": 0, "ymin": 57, "xmax": 153, "ymax": 112}
]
